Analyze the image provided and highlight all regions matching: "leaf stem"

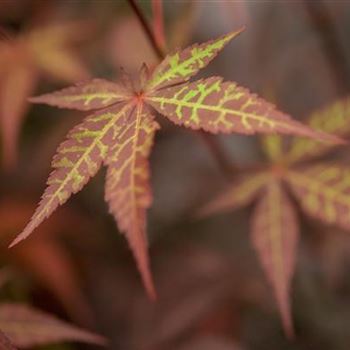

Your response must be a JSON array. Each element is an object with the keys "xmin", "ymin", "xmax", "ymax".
[{"xmin": 127, "ymin": 0, "xmax": 235, "ymax": 179}]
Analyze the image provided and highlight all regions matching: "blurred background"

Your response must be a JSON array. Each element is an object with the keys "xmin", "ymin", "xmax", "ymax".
[{"xmin": 1, "ymin": 0, "xmax": 350, "ymax": 349}]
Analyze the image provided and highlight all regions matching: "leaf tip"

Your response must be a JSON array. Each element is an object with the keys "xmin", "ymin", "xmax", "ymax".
[
  {"xmin": 226, "ymin": 26, "xmax": 245, "ymax": 41},
  {"xmin": 142, "ymin": 267, "xmax": 157, "ymax": 302},
  {"xmin": 9, "ymin": 224, "xmax": 33, "ymax": 248},
  {"xmin": 282, "ymin": 311, "xmax": 295, "ymax": 340},
  {"xmin": 8, "ymin": 236, "xmax": 22, "ymax": 249}
]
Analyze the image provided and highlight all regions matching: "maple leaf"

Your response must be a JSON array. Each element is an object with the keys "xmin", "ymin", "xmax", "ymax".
[
  {"xmin": 0, "ymin": 303, "xmax": 106, "ymax": 348},
  {"xmin": 286, "ymin": 97, "xmax": 350, "ymax": 163},
  {"xmin": 12, "ymin": 30, "xmax": 342, "ymax": 300},
  {"xmin": 198, "ymin": 96, "xmax": 350, "ymax": 336},
  {"xmin": 286, "ymin": 164, "xmax": 350, "ymax": 229},
  {"xmin": 104, "ymin": 104, "xmax": 159, "ymax": 299},
  {"xmin": 0, "ymin": 22, "xmax": 89, "ymax": 169},
  {"xmin": 251, "ymin": 179, "xmax": 298, "ymax": 337}
]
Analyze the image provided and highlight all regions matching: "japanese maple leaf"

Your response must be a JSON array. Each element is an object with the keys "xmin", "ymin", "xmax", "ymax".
[
  {"xmin": 198, "ymin": 97, "xmax": 350, "ymax": 336},
  {"xmin": 0, "ymin": 22, "xmax": 89, "ymax": 169},
  {"xmin": 11, "ymin": 29, "xmax": 342, "ymax": 300}
]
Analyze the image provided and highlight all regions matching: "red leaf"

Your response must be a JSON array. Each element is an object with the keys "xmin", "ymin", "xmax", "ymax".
[
  {"xmin": 105, "ymin": 103, "xmax": 159, "ymax": 299},
  {"xmin": 147, "ymin": 77, "xmax": 344, "ymax": 142},
  {"xmin": 0, "ymin": 303, "xmax": 106, "ymax": 348},
  {"xmin": 0, "ymin": 64, "xmax": 36, "ymax": 169},
  {"xmin": 251, "ymin": 180, "xmax": 298, "ymax": 337}
]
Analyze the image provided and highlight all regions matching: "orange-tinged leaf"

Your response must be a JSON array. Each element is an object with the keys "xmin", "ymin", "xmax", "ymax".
[
  {"xmin": 145, "ymin": 29, "xmax": 244, "ymax": 91},
  {"xmin": 27, "ymin": 22, "xmax": 90, "ymax": 82},
  {"xmin": 0, "ymin": 330, "xmax": 17, "ymax": 350},
  {"xmin": 29, "ymin": 79, "xmax": 130, "ymax": 111},
  {"xmin": 286, "ymin": 98, "xmax": 350, "ymax": 163},
  {"xmin": 0, "ymin": 303, "xmax": 106, "ymax": 348},
  {"xmin": 286, "ymin": 164, "xmax": 350, "ymax": 229},
  {"xmin": 34, "ymin": 48, "xmax": 89, "ymax": 83},
  {"xmin": 251, "ymin": 180, "xmax": 298, "ymax": 337},
  {"xmin": 11, "ymin": 103, "xmax": 133, "ymax": 247},
  {"xmin": 197, "ymin": 172, "xmax": 269, "ymax": 217},
  {"xmin": 146, "ymin": 77, "xmax": 343, "ymax": 142},
  {"xmin": 105, "ymin": 104, "xmax": 159, "ymax": 299},
  {"xmin": 0, "ymin": 63, "xmax": 36, "ymax": 169},
  {"xmin": 0, "ymin": 22, "xmax": 89, "ymax": 169}
]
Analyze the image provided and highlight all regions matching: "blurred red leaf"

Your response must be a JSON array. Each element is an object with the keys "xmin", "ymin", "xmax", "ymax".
[
  {"xmin": 0, "ymin": 197, "xmax": 94, "ymax": 326},
  {"xmin": 0, "ymin": 22, "xmax": 89, "ymax": 169},
  {"xmin": 0, "ymin": 303, "xmax": 106, "ymax": 348},
  {"xmin": 251, "ymin": 180, "xmax": 298, "ymax": 337},
  {"xmin": 0, "ymin": 329, "xmax": 17, "ymax": 350}
]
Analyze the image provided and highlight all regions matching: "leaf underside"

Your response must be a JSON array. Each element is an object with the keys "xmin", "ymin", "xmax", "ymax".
[
  {"xmin": 286, "ymin": 164, "xmax": 350, "ymax": 229},
  {"xmin": 105, "ymin": 104, "xmax": 159, "ymax": 299},
  {"xmin": 251, "ymin": 180, "xmax": 298, "ymax": 337}
]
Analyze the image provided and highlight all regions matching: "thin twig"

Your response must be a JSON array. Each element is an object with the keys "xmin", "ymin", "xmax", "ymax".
[
  {"xmin": 152, "ymin": 0, "xmax": 166, "ymax": 51},
  {"xmin": 127, "ymin": 0, "xmax": 235, "ymax": 179}
]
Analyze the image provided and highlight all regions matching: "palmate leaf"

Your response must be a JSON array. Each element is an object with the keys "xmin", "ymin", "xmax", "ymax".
[
  {"xmin": 12, "ymin": 29, "xmax": 345, "ymax": 305},
  {"xmin": 146, "ymin": 77, "xmax": 343, "ymax": 141},
  {"xmin": 105, "ymin": 104, "xmax": 159, "ymax": 299},
  {"xmin": 145, "ymin": 28, "xmax": 244, "ymax": 91},
  {"xmin": 286, "ymin": 98, "xmax": 350, "ymax": 163},
  {"xmin": 251, "ymin": 180, "xmax": 298, "ymax": 337},
  {"xmin": 286, "ymin": 164, "xmax": 350, "ymax": 229},
  {"xmin": 0, "ymin": 303, "xmax": 105, "ymax": 348},
  {"xmin": 198, "ymin": 171, "xmax": 269, "ymax": 217},
  {"xmin": 10, "ymin": 103, "xmax": 133, "ymax": 247}
]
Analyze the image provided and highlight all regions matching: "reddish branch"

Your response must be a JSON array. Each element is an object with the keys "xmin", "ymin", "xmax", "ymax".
[
  {"xmin": 126, "ymin": 0, "xmax": 235, "ymax": 179},
  {"xmin": 152, "ymin": 0, "xmax": 166, "ymax": 51}
]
